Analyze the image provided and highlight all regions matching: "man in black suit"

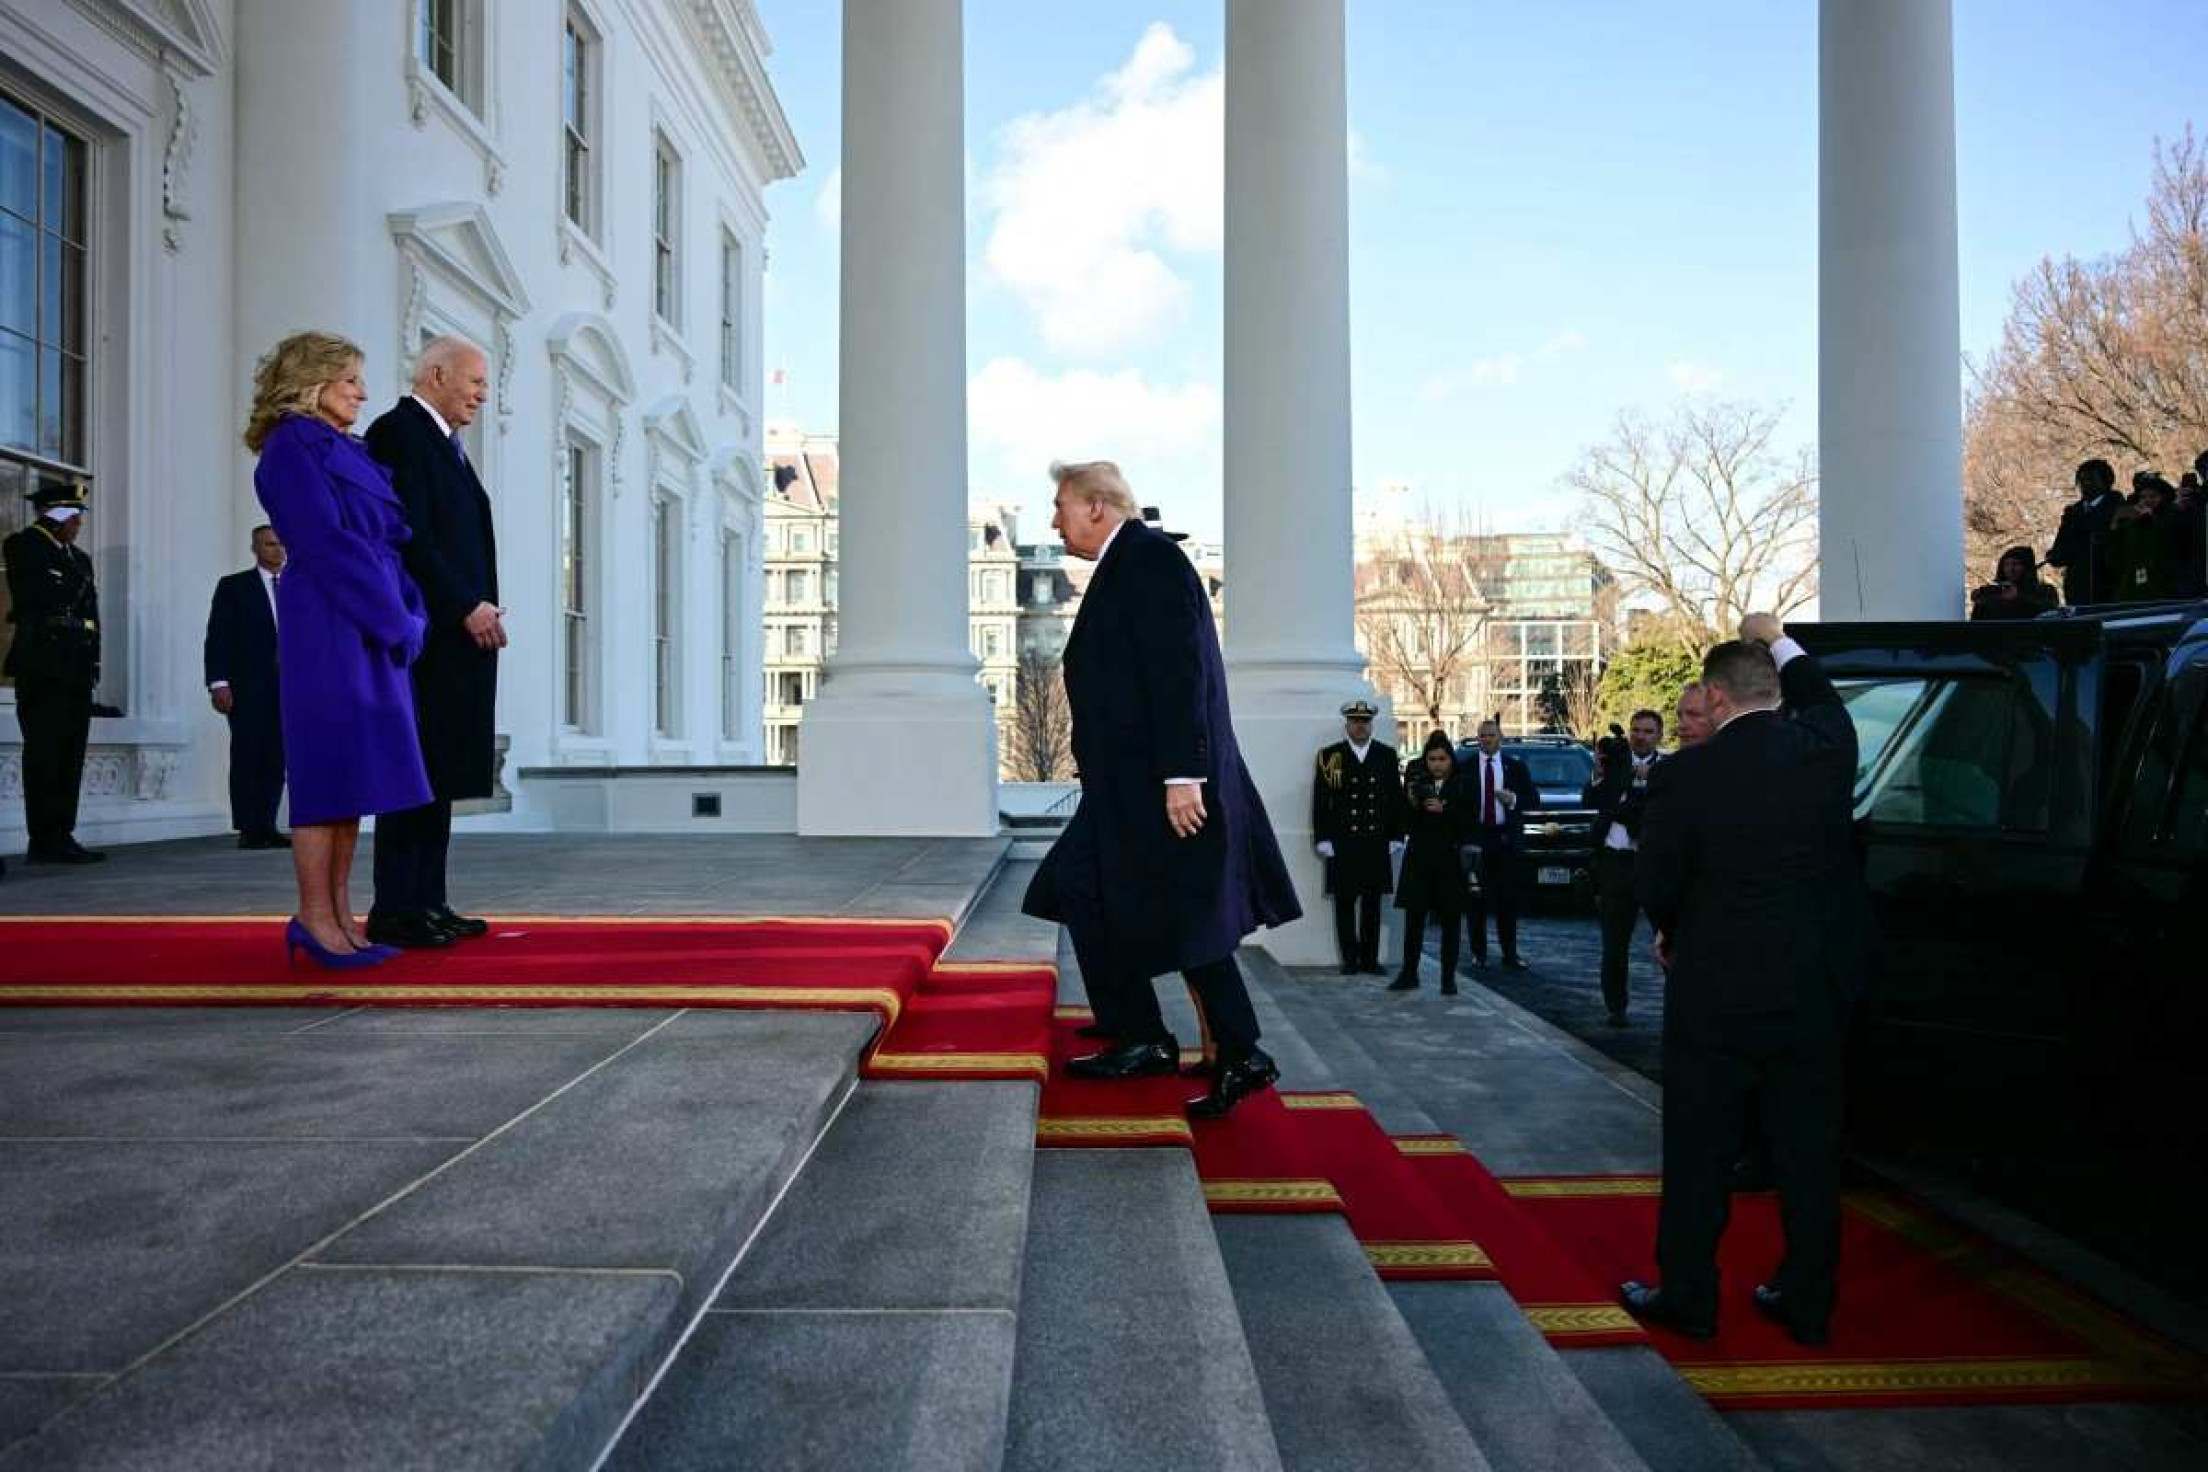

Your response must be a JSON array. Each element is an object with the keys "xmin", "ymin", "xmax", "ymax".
[
  {"xmin": 1023, "ymin": 461, "xmax": 1301, "ymax": 1118},
  {"xmin": 1459, "ymin": 718, "xmax": 1538, "ymax": 970},
  {"xmin": 1621, "ymin": 614, "xmax": 1861, "ymax": 1346},
  {"xmin": 203, "ymin": 525, "xmax": 289, "ymax": 848},
  {"xmin": 2045, "ymin": 458, "xmax": 2121, "ymax": 607},
  {"xmin": 4, "ymin": 475, "xmax": 103, "ymax": 866},
  {"xmin": 1311, "ymin": 701, "xmax": 1406, "ymax": 975},
  {"xmin": 363, "ymin": 336, "xmax": 505, "ymax": 948},
  {"xmin": 1584, "ymin": 709, "xmax": 1664, "ymax": 1024}
]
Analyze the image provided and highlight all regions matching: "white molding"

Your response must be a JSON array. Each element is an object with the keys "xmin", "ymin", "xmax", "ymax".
[
  {"xmin": 546, "ymin": 311, "xmax": 637, "ymax": 405},
  {"xmin": 77, "ymin": 0, "xmax": 225, "ymax": 78},
  {"xmin": 674, "ymin": 0, "xmax": 803, "ymax": 182},
  {"xmin": 650, "ymin": 315, "xmax": 696, "ymax": 385},
  {"xmin": 156, "ymin": 60, "xmax": 196, "ymax": 252},
  {"xmin": 558, "ymin": 218, "xmax": 617, "ymax": 310},
  {"xmin": 406, "ymin": 58, "xmax": 507, "ymax": 198},
  {"xmin": 388, "ymin": 202, "xmax": 530, "ymax": 424}
]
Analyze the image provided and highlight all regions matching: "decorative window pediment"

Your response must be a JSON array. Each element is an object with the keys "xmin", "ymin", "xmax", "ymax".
[
  {"xmin": 546, "ymin": 312, "xmax": 636, "ymax": 406},
  {"xmin": 107, "ymin": 0, "xmax": 227, "ymax": 76},
  {"xmin": 644, "ymin": 395, "xmax": 709, "ymax": 472},
  {"xmin": 389, "ymin": 202, "xmax": 531, "ymax": 423}
]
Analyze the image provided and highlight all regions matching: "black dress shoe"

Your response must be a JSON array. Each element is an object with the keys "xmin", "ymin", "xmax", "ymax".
[
  {"xmin": 1606, "ymin": 1010, "xmax": 1629, "ymax": 1027},
  {"xmin": 1360, "ymin": 962, "xmax": 1388, "ymax": 976},
  {"xmin": 1181, "ymin": 1057, "xmax": 1217, "ymax": 1080},
  {"xmin": 364, "ymin": 911, "xmax": 457, "ymax": 949},
  {"xmin": 1066, "ymin": 1038, "xmax": 1181, "ymax": 1080},
  {"xmin": 431, "ymin": 906, "xmax": 490, "ymax": 939},
  {"xmin": 1618, "ymin": 1280, "xmax": 1716, "ymax": 1340},
  {"xmin": 27, "ymin": 841, "xmax": 104, "ymax": 864},
  {"xmin": 1440, "ymin": 980, "xmax": 1458, "ymax": 996},
  {"xmin": 238, "ymin": 832, "xmax": 292, "ymax": 851},
  {"xmin": 1187, "ymin": 1050, "xmax": 1280, "ymax": 1119},
  {"xmin": 1386, "ymin": 973, "xmax": 1420, "ymax": 991},
  {"xmin": 1752, "ymin": 1283, "xmax": 1829, "ymax": 1346},
  {"xmin": 1500, "ymin": 955, "xmax": 1530, "ymax": 972},
  {"xmin": 1074, "ymin": 1022, "xmax": 1117, "ymax": 1040},
  {"xmin": 1337, "ymin": 962, "xmax": 1360, "ymax": 976}
]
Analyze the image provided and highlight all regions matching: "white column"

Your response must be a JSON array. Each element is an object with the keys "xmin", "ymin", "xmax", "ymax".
[
  {"xmin": 1819, "ymin": 0, "xmax": 1964, "ymax": 619},
  {"xmin": 1222, "ymin": 0, "xmax": 1382, "ymax": 964},
  {"xmin": 797, "ymin": 0, "xmax": 997, "ymax": 836}
]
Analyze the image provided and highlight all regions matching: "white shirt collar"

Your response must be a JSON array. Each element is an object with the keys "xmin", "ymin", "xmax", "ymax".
[
  {"xmin": 1348, "ymin": 739, "xmax": 1371, "ymax": 762},
  {"xmin": 1715, "ymin": 703, "xmax": 1780, "ymax": 734},
  {"xmin": 258, "ymin": 565, "xmax": 279, "ymax": 585},
  {"xmin": 410, "ymin": 393, "xmax": 453, "ymax": 440}
]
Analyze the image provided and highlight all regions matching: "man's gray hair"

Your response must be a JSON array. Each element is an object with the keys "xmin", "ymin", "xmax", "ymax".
[
  {"xmin": 414, "ymin": 334, "xmax": 485, "ymax": 387},
  {"xmin": 1049, "ymin": 460, "xmax": 1139, "ymax": 519}
]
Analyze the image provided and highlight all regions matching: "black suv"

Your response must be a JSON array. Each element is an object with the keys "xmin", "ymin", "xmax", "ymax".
[
  {"xmin": 1793, "ymin": 602, "xmax": 2208, "ymax": 1297},
  {"xmin": 1455, "ymin": 734, "xmax": 1600, "ymax": 908}
]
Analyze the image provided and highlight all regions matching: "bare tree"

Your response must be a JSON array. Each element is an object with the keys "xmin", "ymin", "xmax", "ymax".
[
  {"xmin": 1004, "ymin": 651, "xmax": 1074, "ymax": 782},
  {"xmin": 1537, "ymin": 659, "xmax": 1604, "ymax": 739},
  {"xmin": 1354, "ymin": 509, "xmax": 1509, "ymax": 734},
  {"xmin": 1965, "ymin": 129, "xmax": 2208, "ymax": 575},
  {"xmin": 1570, "ymin": 400, "xmax": 1817, "ymax": 657}
]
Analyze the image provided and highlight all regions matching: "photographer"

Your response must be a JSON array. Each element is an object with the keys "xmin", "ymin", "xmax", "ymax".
[{"xmin": 1583, "ymin": 710, "xmax": 1665, "ymax": 1025}]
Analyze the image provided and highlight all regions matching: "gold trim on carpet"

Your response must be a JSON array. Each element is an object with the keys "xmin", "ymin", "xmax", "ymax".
[
  {"xmin": 1204, "ymin": 1179, "xmax": 1346, "ymax": 1207},
  {"xmin": 1393, "ymin": 1136, "xmax": 1468, "ymax": 1156},
  {"xmin": 1679, "ymin": 1356, "xmax": 2134, "ymax": 1399},
  {"xmin": 0, "ymin": 983, "xmax": 908, "ymax": 1018},
  {"xmin": 1518, "ymin": 1303, "xmax": 1642, "ymax": 1336},
  {"xmin": 1279, "ymin": 1091, "xmax": 1364, "ymax": 1110},
  {"xmin": 1036, "ymin": 1116, "xmax": 1194, "ymax": 1143},
  {"xmin": 867, "ymin": 1051, "xmax": 1049, "ymax": 1081},
  {"xmin": 1052, "ymin": 1005, "xmax": 1095, "ymax": 1020},
  {"xmin": 1363, "ymin": 1241, "xmax": 1494, "ymax": 1271},
  {"xmin": 1500, "ymin": 1175, "xmax": 1662, "ymax": 1198},
  {"xmin": 930, "ymin": 962, "xmax": 1058, "ymax": 979}
]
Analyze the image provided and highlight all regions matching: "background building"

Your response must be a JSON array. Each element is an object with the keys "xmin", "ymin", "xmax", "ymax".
[{"xmin": 0, "ymin": 0, "xmax": 799, "ymax": 844}]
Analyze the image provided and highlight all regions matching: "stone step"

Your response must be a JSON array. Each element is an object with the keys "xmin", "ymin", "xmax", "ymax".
[
  {"xmin": 603, "ymin": 1079, "xmax": 1038, "ymax": 1471},
  {"xmin": 1005, "ymin": 1149, "xmax": 1285, "ymax": 1472},
  {"xmin": 1215, "ymin": 1214, "xmax": 1492, "ymax": 1472},
  {"xmin": 4, "ymin": 1008, "xmax": 879, "ymax": 1470}
]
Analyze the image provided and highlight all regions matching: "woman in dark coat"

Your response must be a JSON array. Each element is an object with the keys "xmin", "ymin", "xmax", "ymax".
[
  {"xmin": 1968, "ymin": 545, "xmax": 2058, "ymax": 621},
  {"xmin": 1392, "ymin": 731, "xmax": 1471, "ymax": 994},
  {"xmin": 243, "ymin": 331, "xmax": 432, "ymax": 968}
]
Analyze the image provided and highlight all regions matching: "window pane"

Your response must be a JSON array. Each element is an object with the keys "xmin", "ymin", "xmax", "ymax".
[
  {"xmin": 0, "ymin": 328, "xmax": 32, "ymax": 451},
  {"xmin": 36, "ymin": 344, "xmax": 62, "ymax": 459},
  {"xmin": 2171, "ymin": 699, "xmax": 2208, "ymax": 855},
  {"xmin": 0, "ymin": 101, "xmax": 33, "ymax": 220},
  {"xmin": 0, "ymin": 214, "xmax": 30, "ymax": 337},
  {"xmin": 50, "ymin": 130, "xmax": 84, "ymax": 243},
  {"xmin": 56, "ymin": 350, "xmax": 82, "ymax": 465},
  {"xmin": 1837, "ymin": 678, "xmax": 1930, "ymax": 794},
  {"xmin": 1865, "ymin": 679, "xmax": 2015, "ymax": 829}
]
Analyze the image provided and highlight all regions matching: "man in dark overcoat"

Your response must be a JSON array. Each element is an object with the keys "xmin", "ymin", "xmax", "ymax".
[
  {"xmin": 4, "ymin": 475, "xmax": 104, "ymax": 865},
  {"xmin": 1311, "ymin": 701, "xmax": 1406, "ymax": 974},
  {"xmin": 1023, "ymin": 461, "xmax": 1301, "ymax": 1117},
  {"xmin": 1459, "ymin": 718, "xmax": 1539, "ymax": 969},
  {"xmin": 203, "ymin": 524, "xmax": 290, "ymax": 848},
  {"xmin": 363, "ymin": 336, "xmax": 504, "ymax": 948},
  {"xmin": 2045, "ymin": 458, "xmax": 2121, "ymax": 607},
  {"xmin": 1621, "ymin": 614, "xmax": 1861, "ymax": 1347}
]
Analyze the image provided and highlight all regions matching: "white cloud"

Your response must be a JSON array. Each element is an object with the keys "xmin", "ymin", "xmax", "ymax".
[
  {"xmin": 1666, "ymin": 358, "xmax": 1726, "ymax": 393},
  {"xmin": 969, "ymin": 357, "xmax": 1221, "ymax": 477},
  {"xmin": 1539, "ymin": 330, "xmax": 1588, "ymax": 358},
  {"xmin": 978, "ymin": 23, "xmax": 1223, "ymax": 355},
  {"xmin": 815, "ymin": 166, "xmax": 841, "ymax": 234}
]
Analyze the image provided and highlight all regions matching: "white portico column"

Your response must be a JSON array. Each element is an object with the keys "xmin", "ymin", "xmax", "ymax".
[
  {"xmin": 797, "ymin": 0, "xmax": 997, "ymax": 837},
  {"xmin": 1819, "ymin": 0, "xmax": 1965, "ymax": 619},
  {"xmin": 1222, "ymin": 0, "xmax": 1381, "ymax": 964}
]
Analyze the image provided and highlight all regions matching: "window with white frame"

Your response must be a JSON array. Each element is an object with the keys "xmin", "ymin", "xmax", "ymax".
[
  {"xmin": 419, "ymin": 0, "xmax": 485, "ymax": 117},
  {"xmin": 786, "ymin": 624, "xmax": 810, "ymax": 658},
  {"xmin": 652, "ymin": 132, "xmax": 682, "ymax": 328},
  {"xmin": 719, "ymin": 230, "xmax": 741, "ymax": 393},
  {"xmin": 561, "ymin": 9, "xmax": 599, "ymax": 236},
  {"xmin": 786, "ymin": 569, "xmax": 809, "ymax": 604},
  {"xmin": 652, "ymin": 494, "xmax": 680, "ymax": 736},
  {"xmin": 791, "ymin": 525, "xmax": 812, "ymax": 554},
  {"xmin": 560, "ymin": 437, "xmax": 598, "ymax": 730},
  {"xmin": 720, "ymin": 528, "xmax": 743, "ymax": 741}
]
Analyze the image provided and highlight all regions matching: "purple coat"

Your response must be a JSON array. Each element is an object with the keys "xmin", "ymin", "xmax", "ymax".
[{"xmin": 251, "ymin": 415, "xmax": 433, "ymax": 825}]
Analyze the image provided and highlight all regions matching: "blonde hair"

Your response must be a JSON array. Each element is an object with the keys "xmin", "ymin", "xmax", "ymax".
[
  {"xmin": 243, "ymin": 330, "xmax": 364, "ymax": 453},
  {"xmin": 1049, "ymin": 459, "xmax": 1139, "ymax": 519}
]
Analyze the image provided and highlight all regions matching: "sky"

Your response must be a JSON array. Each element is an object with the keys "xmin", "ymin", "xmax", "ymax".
[{"xmin": 753, "ymin": 0, "xmax": 2208, "ymax": 545}]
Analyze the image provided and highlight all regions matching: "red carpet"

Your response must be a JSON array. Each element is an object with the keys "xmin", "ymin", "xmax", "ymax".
[
  {"xmin": 1283, "ymin": 1101, "xmax": 1494, "ymax": 1279},
  {"xmin": 1498, "ymin": 1173, "xmax": 2208, "ymax": 1408}
]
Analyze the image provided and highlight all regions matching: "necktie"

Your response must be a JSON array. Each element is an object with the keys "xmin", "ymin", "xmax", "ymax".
[
  {"xmin": 266, "ymin": 572, "xmax": 279, "ymax": 629},
  {"xmin": 451, "ymin": 431, "xmax": 469, "ymax": 466},
  {"xmin": 1485, "ymin": 757, "xmax": 1498, "ymax": 826}
]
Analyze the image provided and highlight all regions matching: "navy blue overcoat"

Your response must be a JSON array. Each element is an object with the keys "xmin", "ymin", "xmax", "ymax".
[{"xmin": 1023, "ymin": 520, "xmax": 1301, "ymax": 976}]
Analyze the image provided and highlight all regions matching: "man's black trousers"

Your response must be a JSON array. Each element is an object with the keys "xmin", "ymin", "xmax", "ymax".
[
  {"xmin": 372, "ymin": 798, "xmax": 453, "ymax": 916},
  {"xmin": 15, "ymin": 677, "xmax": 90, "ymax": 850},
  {"xmin": 224, "ymin": 695, "xmax": 286, "ymax": 837},
  {"xmin": 1462, "ymin": 835, "xmax": 1520, "ymax": 961},
  {"xmin": 1595, "ymin": 848, "xmax": 1639, "ymax": 1015},
  {"xmin": 1083, "ymin": 946, "xmax": 1262, "ymax": 1060},
  {"xmin": 1656, "ymin": 1015, "xmax": 1845, "ymax": 1325},
  {"xmin": 1332, "ymin": 889, "xmax": 1383, "ymax": 969}
]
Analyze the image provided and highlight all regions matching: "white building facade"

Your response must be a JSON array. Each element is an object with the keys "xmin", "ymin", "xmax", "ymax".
[{"xmin": 0, "ymin": 0, "xmax": 797, "ymax": 847}]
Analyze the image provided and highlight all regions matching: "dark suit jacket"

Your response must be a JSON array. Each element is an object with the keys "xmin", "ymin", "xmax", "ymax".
[
  {"xmin": 2047, "ymin": 494, "xmax": 2120, "ymax": 606},
  {"xmin": 1458, "ymin": 748, "xmax": 1540, "ymax": 850},
  {"xmin": 1636, "ymin": 653, "xmax": 1859, "ymax": 1038},
  {"xmin": 1312, "ymin": 739, "xmax": 1407, "ymax": 894},
  {"xmin": 1583, "ymin": 752, "xmax": 1662, "ymax": 849},
  {"xmin": 1023, "ymin": 520, "xmax": 1300, "ymax": 976},
  {"xmin": 203, "ymin": 569, "xmax": 280, "ymax": 705},
  {"xmin": 3, "ymin": 521, "xmax": 100, "ymax": 687},
  {"xmin": 364, "ymin": 397, "xmax": 500, "ymax": 799}
]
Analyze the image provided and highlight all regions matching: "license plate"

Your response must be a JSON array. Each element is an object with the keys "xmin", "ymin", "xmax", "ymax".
[{"xmin": 1537, "ymin": 866, "xmax": 1571, "ymax": 886}]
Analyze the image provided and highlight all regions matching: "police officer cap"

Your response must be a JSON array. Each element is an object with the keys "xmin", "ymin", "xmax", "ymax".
[
  {"xmin": 24, "ymin": 475, "xmax": 89, "ymax": 511},
  {"xmin": 1339, "ymin": 699, "xmax": 1378, "ymax": 720}
]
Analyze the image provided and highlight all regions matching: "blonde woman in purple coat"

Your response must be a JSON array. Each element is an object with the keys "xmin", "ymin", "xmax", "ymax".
[{"xmin": 243, "ymin": 332, "xmax": 432, "ymax": 968}]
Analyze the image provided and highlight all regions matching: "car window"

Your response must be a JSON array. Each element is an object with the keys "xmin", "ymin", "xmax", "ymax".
[
  {"xmin": 1838, "ymin": 678, "xmax": 1931, "ymax": 793},
  {"xmin": 2170, "ymin": 701, "xmax": 2208, "ymax": 855},
  {"xmin": 1509, "ymin": 749, "xmax": 1592, "ymax": 789}
]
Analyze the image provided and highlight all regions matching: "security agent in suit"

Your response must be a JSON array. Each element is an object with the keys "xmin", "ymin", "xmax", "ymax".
[
  {"xmin": 1458, "ymin": 718, "xmax": 1538, "ymax": 969},
  {"xmin": 1621, "ymin": 614, "xmax": 1861, "ymax": 1347},
  {"xmin": 1584, "ymin": 710, "xmax": 1665, "ymax": 1024},
  {"xmin": 204, "ymin": 525, "xmax": 290, "ymax": 848},
  {"xmin": 2045, "ymin": 458, "xmax": 2122, "ymax": 607},
  {"xmin": 1312, "ymin": 701, "xmax": 1407, "ymax": 975},
  {"xmin": 362, "ymin": 337, "xmax": 506, "ymax": 948},
  {"xmin": 4, "ymin": 475, "xmax": 105, "ymax": 865}
]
